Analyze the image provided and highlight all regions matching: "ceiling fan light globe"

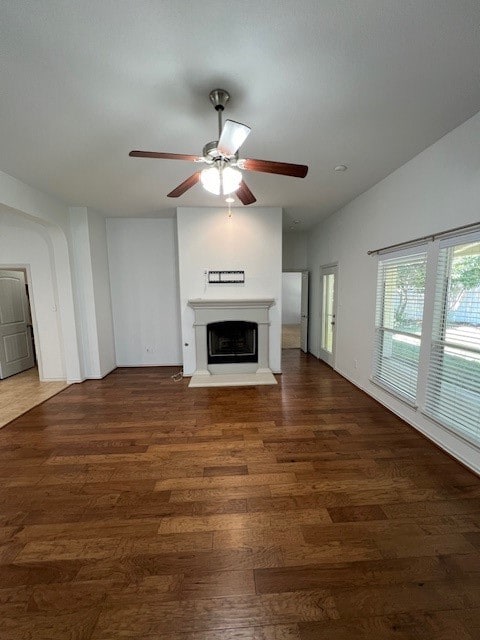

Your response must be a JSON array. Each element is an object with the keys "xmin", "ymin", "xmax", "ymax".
[
  {"xmin": 200, "ymin": 166, "xmax": 221, "ymax": 195},
  {"xmin": 222, "ymin": 167, "xmax": 242, "ymax": 195},
  {"xmin": 200, "ymin": 166, "xmax": 242, "ymax": 196}
]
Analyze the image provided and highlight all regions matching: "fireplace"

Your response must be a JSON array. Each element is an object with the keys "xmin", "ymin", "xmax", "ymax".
[
  {"xmin": 187, "ymin": 298, "xmax": 277, "ymax": 387},
  {"xmin": 207, "ymin": 321, "xmax": 258, "ymax": 364}
]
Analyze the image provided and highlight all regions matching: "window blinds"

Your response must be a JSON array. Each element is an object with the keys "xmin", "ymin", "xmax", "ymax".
[
  {"xmin": 373, "ymin": 251, "xmax": 427, "ymax": 403},
  {"xmin": 424, "ymin": 240, "xmax": 480, "ymax": 445}
]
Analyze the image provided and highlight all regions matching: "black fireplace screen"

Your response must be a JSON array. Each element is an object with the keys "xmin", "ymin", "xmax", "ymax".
[{"xmin": 207, "ymin": 321, "xmax": 258, "ymax": 364}]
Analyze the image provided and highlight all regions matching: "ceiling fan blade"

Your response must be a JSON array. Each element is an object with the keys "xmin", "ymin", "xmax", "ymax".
[
  {"xmin": 167, "ymin": 172, "xmax": 201, "ymax": 198},
  {"xmin": 129, "ymin": 150, "xmax": 201, "ymax": 161},
  {"xmin": 217, "ymin": 120, "xmax": 251, "ymax": 156},
  {"xmin": 236, "ymin": 180, "xmax": 257, "ymax": 205},
  {"xmin": 242, "ymin": 158, "xmax": 308, "ymax": 178}
]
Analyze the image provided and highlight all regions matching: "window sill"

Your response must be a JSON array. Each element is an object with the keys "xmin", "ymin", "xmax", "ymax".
[
  {"xmin": 369, "ymin": 377, "xmax": 418, "ymax": 409},
  {"xmin": 420, "ymin": 408, "xmax": 480, "ymax": 451}
]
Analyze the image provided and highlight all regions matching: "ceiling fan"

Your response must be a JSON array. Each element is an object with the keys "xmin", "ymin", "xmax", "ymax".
[{"xmin": 129, "ymin": 89, "xmax": 309, "ymax": 205}]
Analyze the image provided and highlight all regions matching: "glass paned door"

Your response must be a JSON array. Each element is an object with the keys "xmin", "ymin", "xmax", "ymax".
[{"xmin": 319, "ymin": 265, "xmax": 337, "ymax": 366}]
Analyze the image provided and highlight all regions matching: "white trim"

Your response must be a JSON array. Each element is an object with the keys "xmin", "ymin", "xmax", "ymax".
[
  {"xmin": 318, "ymin": 262, "xmax": 338, "ymax": 367},
  {"xmin": 87, "ymin": 365, "xmax": 117, "ymax": 379},
  {"xmin": 115, "ymin": 362, "xmax": 183, "ymax": 367},
  {"xmin": 421, "ymin": 407, "xmax": 480, "ymax": 452},
  {"xmin": 188, "ymin": 298, "xmax": 275, "ymax": 310},
  {"xmin": 415, "ymin": 239, "xmax": 440, "ymax": 412},
  {"xmin": 370, "ymin": 376, "xmax": 418, "ymax": 408}
]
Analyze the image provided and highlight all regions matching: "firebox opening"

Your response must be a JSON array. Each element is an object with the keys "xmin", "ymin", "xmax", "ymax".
[{"xmin": 207, "ymin": 321, "xmax": 258, "ymax": 364}]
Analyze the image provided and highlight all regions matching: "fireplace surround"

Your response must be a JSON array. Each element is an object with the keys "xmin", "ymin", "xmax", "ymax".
[{"xmin": 187, "ymin": 298, "xmax": 277, "ymax": 387}]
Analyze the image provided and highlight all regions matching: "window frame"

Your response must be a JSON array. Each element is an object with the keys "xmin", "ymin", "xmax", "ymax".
[
  {"xmin": 372, "ymin": 246, "xmax": 429, "ymax": 407},
  {"xmin": 421, "ymin": 232, "xmax": 480, "ymax": 448},
  {"xmin": 372, "ymin": 230, "xmax": 480, "ymax": 451}
]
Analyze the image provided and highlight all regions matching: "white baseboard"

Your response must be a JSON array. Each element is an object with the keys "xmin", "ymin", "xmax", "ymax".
[
  {"xmin": 90, "ymin": 365, "xmax": 117, "ymax": 379},
  {"xmin": 115, "ymin": 363, "xmax": 183, "ymax": 368}
]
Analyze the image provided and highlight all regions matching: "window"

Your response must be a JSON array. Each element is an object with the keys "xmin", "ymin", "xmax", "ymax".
[
  {"xmin": 372, "ymin": 230, "xmax": 480, "ymax": 448},
  {"xmin": 425, "ymin": 238, "xmax": 480, "ymax": 445},
  {"xmin": 373, "ymin": 251, "xmax": 427, "ymax": 403}
]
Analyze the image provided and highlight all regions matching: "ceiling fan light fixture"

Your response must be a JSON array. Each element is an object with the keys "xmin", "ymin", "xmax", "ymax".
[
  {"xmin": 200, "ymin": 166, "xmax": 242, "ymax": 196},
  {"xmin": 200, "ymin": 166, "xmax": 221, "ymax": 195},
  {"xmin": 222, "ymin": 166, "xmax": 242, "ymax": 194}
]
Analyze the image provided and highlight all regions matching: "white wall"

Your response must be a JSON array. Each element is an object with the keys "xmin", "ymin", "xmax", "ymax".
[
  {"xmin": 177, "ymin": 207, "xmax": 283, "ymax": 376},
  {"xmin": 0, "ymin": 171, "xmax": 82, "ymax": 381},
  {"xmin": 282, "ymin": 272, "xmax": 302, "ymax": 324},
  {"xmin": 107, "ymin": 218, "xmax": 182, "ymax": 366},
  {"xmin": 283, "ymin": 231, "xmax": 308, "ymax": 270},
  {"xmin": 69, "ymin": 207, "xmax": 116, "ymax": 378},
  {"xmin": 69, "ymin": 207, "xmax": 100, "ymax": 377},
  {"xmin": 0, "ymin": 170, "xmax": 71, "ymax": 231},
  {"xmin": 88, "ymin": 210, "xmax": 116, "ymax": 376},
  {"xmin": 0, "ymin": 170, "xmax": 119, "ymax": 382},
  {"xmin": 0, "ymin": 209, "xmax": 65, "ymax": 380},
  {"xmin": 307, "ymin": 110, "xmax": 480, "ymax": 474}
]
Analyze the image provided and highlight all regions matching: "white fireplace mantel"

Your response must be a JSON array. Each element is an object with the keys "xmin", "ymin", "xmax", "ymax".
[
  {"xmin": 187, "ymin": 298, "xmax": 277, "ymax": 387},
  {"xmin": 188, "ymin": 298, "xmax": 275, "ymax": 311}
]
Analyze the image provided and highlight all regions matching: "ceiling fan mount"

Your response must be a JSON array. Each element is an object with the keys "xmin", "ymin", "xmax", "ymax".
[
  {"xmin": 129, "ymin": 89, "xmax": 308, "ymax": 205},
  {"xmin": 209, "ymin": 88, "xmax": 230, "ymax": 112}
]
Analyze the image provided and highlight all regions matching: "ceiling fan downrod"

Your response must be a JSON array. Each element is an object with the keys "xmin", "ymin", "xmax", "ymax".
[{"xmin": 209, "ymin": 89, "xmax": 230, "ymax": 138}]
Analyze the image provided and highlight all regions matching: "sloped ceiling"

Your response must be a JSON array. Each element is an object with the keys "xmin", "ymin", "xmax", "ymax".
[{"xmin": 1, "ymin": 0, "xmax": 480, "ymax": 228}]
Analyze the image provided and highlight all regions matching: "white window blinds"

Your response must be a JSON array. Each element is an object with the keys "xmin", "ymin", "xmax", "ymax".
[
  {"xmin": 425, "ymin": 239, "xmax": 480, "ymax": 445},
  {"xmin": 373, "ymin": 251, "xmax": 427, "ymax": 403}
]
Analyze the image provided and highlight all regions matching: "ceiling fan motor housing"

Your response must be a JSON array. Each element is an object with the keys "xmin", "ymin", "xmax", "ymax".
[{"xmin": 203, "ymin": 140, "xmax": 238, "ymax": 162}]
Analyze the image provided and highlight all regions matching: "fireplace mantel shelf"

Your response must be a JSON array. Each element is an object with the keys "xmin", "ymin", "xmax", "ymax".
[{"xmin": 188, "ymin": 298, "xmax": 275, "ymax": 309}]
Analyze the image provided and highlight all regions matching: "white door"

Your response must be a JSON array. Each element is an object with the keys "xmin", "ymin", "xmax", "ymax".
[
  {"xmin": 318, "ymin": 265, "xmax": 337, "ymax": 367},
  {"xmin": 300, "ymin": 271, "xmax": 309, "ymax": 353},
  {"xmin": 0, "ymin": 270, "xmax": 35, "ymax": 379}
]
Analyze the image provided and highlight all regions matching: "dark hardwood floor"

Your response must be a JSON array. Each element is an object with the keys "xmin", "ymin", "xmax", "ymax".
[{"xmin": 1, "ymin": 350, "xmax": 479, "ymax": 639}]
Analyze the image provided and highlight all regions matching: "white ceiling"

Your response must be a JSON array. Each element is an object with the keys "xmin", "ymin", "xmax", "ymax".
[{"xmin": 1, "ymin": 1, "xmax": 479, "ymax": 229}]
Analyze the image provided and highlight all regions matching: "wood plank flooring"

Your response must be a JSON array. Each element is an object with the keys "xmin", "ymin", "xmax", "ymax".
[{"xmin": 0, "ymin": 350, "xmax": 479, "ymax": 639}]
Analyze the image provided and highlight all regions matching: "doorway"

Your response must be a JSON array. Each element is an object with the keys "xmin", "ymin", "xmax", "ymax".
[
  {"xmin": 0, "ymin": 266, "xmax": 69, "ymax": 428},
  {"xmin": 282, "ymin": 271, "xmax": 309, "ymax": 352},
  {"xmin": 318, "ymin": 264, "xmax": 338, "ymax": 367},
  {"xmin": 0, "ymin": 269, "xmax": 35, "ymax": 379}
]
